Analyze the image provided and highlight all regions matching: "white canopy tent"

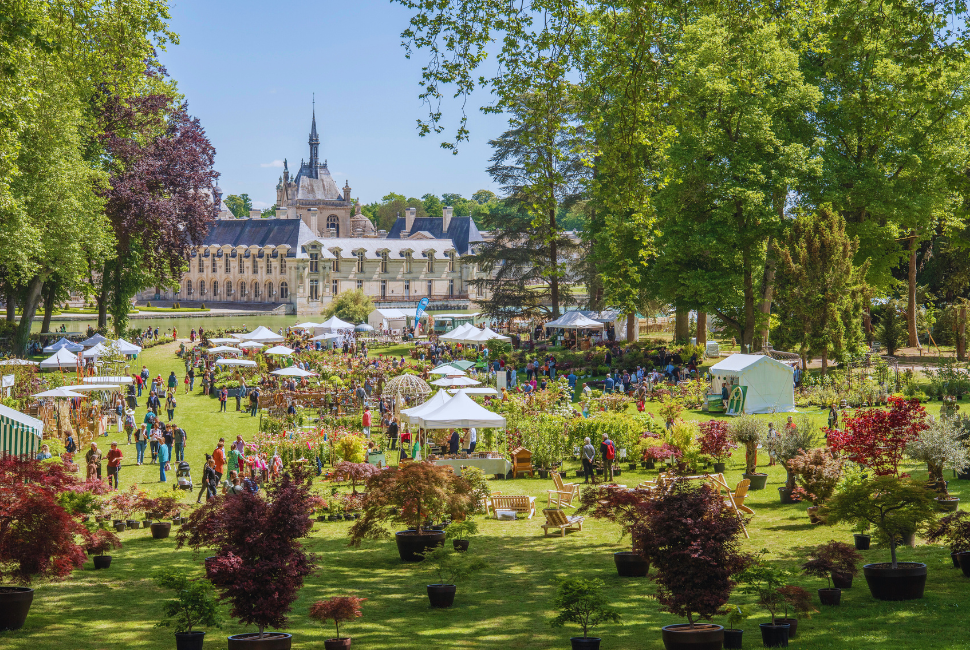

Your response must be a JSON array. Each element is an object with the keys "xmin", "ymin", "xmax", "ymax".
[
  {"xmin": 33, "ymin": 387, "xmax": 86, "ymax": 398},
  {"xmin": 439, "ymin": 323, "xmax": 478, "ymax": 341},
  {"xmin": 80, "ymin": 333, "xmax": 107, "ymax": 347},
  {"xmin": 263, "ymin": 345, "xmax": 295, "ymax": 356},
  {"xmin": 237, "ymin": 326, "xmax": 284, "ymax": 343},
  {"xmin": 289, "ymin": 322, "xmax": 321, "ymax": 331},
  {"xmin": 271, "ymin": 366, "xmax": 317, "ymax": 378},
  {"xmin": 208, "ymin": 337, "xmax": 241, "ymax": 345},
  {"xmin": 115, "ymin": 338, "xmax": 142, "ymax": 355},
  {"xmin": 316, "ymin": 316, "xmax": 354, "ymax": 332},
  {"xmin": 310, "ymin": 332, "xmax": 342, "ymax": 342},
  {"xmin": 418, "ymin": 390, "xmax": 507, "ymax": 429},
  {"xmin": 208, "ymin": 345, "xmax": 241, "ymax": 354},
  {"xmin": 545, "ymin": 312, "xmax": 605, "ymax": 330},
  {"xmin": 83, "ymin": 376, "xmax": 133, "ymax": 385},
  {"xmin": 709, "ymin": 354, "xmax": 796, "ymax": 415},
  {"xmin": 64, "ymin": 384, "xmax": 121, "ymax": 392},
  {"xmin": 82, "ymin": 342, "xmax": 109, "ymax": 359},
  {"xmin": 447, "ymin": 387, "xmax": 498, "ymax": 396},
  {"xmin": 39, "ymin": 348, "xmax": 78, "ymax": 370},
  {"xmin": 429, "ymin": 365, "xmax": 466, "ymax": 376},
  {"xmin": 430, "ymin": 376, "xmax": 481, "ymax": 387},
  {"xmin": 400, "ymin": 390, "xmax": 453, "ymax": 426},
  {"xmin": 238, "ymin": 341, "xmax": 264, "ymax": 349},
  {"xmin": 43, "ymin": 338, "xmax": 83, "ymax": 353},
  {"xmin": 0, "ymin": 404, "xmax": 44, "ymax": 457},
  {"xmin": 216, "ymin": 358, "xmax": 257, "ymax": 367},
  {"xmin": 459, "ymin": 327, "xmax": 511, "ymax": 345},
  {"xmin": 368, "ymin": 308, "xmax": 408, "ymax": 331}
]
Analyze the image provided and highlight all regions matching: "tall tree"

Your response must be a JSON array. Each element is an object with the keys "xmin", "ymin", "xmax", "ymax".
[
  {"xmin": 772, "ymin": 207, "xmax": 870, "ymax": 373},
  {"xmin": 223, "ymin": 193, "xmax": 252, "ymax": 219}
]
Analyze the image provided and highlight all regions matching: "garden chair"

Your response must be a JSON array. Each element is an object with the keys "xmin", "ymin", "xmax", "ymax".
[
  {"xmin": 547, "ymin": 472, "xmax": 580, "ymax": 509},
  {"xmin": 731, "ymin": 479, "xmax": 754, "ymax": 516},
  {"xmin": 540, "ymin": 508, "xmax": 585, "ymax": 537}
]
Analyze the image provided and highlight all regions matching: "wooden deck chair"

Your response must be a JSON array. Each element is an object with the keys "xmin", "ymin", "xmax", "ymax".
[
  {"xmin": 732, "ymin": 479, "xmax": 754, "ymax": 515},
  {"xmin": 547, "ymin": 472, "xmax": 580, "ymax": 509},
  {"xmin": 541, "ymin": 508, "xmax": 585, "ymax": 537}
]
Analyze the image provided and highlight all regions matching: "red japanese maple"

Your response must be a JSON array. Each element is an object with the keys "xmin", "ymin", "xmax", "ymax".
[
  {"xmin": 698, "ymin": 420, "xmax": 737, "ymax": 463},
  {"xmin": 0, "ymin": 456, "xmax": 87, "ymax": 584},
  {"xmin": 333, "ymin": 461, "xmax": 380, "ymax": 494},
  {"xmin": 828, "ymin": 397, "xmax": 927, "ymax": 476},
  {"xmin": 177, "ymin": 468, "xmax": 316, "ymax": 638},
  {"xmin": 308, "ymin": 596, "xmax": 366, "ymax": 640}
]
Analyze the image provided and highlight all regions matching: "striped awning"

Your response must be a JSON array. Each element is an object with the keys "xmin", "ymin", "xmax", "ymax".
[{"xmin": 0, "ymin": 403, "xmax": 44, "ymax": 458}]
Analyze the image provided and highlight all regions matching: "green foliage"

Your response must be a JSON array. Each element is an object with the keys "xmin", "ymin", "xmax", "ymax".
[
  {"xmin": 737, "ymin": 550, "xmax": 792, "ymax": 621},
  {"xmin": 875, "ymin": 300, "xmax": 909, "ymax": 357},
  {"xmin": 153, "ymin": 568, "xmax": 220, "ymax": 634},
  {"xmin": 323, "ymin": 289, "xmax": 373, "ymax": 325},
  {"xmin": 549, "ymin": 577, "xmax": 621, "ymax": 639},
  {"xmin": 224, "ymin": 193, "xmax": 252, "ymax": 219},
  {"xmin": 419, "ymin": 546, "xmax": 486, "ymax": 585},
  {"xmin": 445, "ymin": 518, "xmax": 479, "ymax": 542},
  {"xmin": 335, "ymin": 434, "xmax": 366, "ymax": 464}
]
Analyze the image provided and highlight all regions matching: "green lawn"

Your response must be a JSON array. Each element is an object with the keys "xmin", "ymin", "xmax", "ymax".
[{"xmin": 4, "ymin": 341, "xmax": 970, "ymax": 649}]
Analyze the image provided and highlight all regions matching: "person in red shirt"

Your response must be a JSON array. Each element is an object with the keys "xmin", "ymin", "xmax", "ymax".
[
  {"xmin": 212, "ymin": 439, "xmax": 226, "ymax": 480},
  {"xmin": 106, "ymin": 442, "xmax": 123, "ymax": 490},
  {"xmin": 362, "ymin": 407, "xmax": 372, "ymax": 438}
]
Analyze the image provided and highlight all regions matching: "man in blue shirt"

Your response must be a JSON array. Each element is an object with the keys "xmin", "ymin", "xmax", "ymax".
[
  {"xmin": 604, "ymin": 373, "xmax": 615, "ymax": 393},
  {"xmin": 567, "ymin": 371, "xmax": 577, "ymax": 389}
]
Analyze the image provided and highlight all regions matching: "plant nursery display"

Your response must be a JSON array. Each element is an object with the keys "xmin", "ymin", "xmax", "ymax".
[
  {"xmin": 828, "ymin": 396, "xmax": 928, "ymax": 477},
  {"xmin": 730, "ymin": 415, "xmax": 768, "ymax": 488},
  {"xmin": 801, "ymin": 540, "xmax": 864, "ymax": 601}
]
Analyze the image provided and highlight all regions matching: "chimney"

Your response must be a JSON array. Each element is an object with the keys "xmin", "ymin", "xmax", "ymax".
[
  {"xmin": 277, "ymin": 207, "xmax": 288, "ymax": 219},
  {"xmin": 442, "ymin": 206, "xmax": 453, "ymax": 232},
  {"xmin": 405, "ymin": 207, "xmax": 416, "ymax": 233},
  {"xmin": 249, "ymin": 209, "xmax": 261, "ymax": 219},
  {"xmin": 308, "ymin": 208, "xmax": 318, "ymax": 235}
]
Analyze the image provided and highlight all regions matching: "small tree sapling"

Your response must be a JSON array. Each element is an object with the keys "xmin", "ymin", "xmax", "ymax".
[
  {"xmin": 926, "ymin": 511, "xmax": 970, "ymax": 553},
  {"xmin": 153, "ymin": 568, "xmax": 221, "ymax": 634},
  {"xmin": 550, "ymin": 577, "xmax": 621, "ymax": 640},
  {"xmin": 730, "ymin": 415, "xmax": 765, "ymax": 474},
  {"xmin": 445, "ymin": 518, "xmax": 479, "ymax": 542},
  {"xmin": 332, "ymin": 461, "xmax": 380, "ymax": 495},
  {"xmin": 698, "ymin": 420, "xmax": 737, "ymax": 464},
  {"xmin": 419, "ymin": 546, "xmax": 486, "ymax": 585},
  {"xmin": 737, "ymin": 552, "xmax": 790, "ymax": 622},
  {"xmin": 775, "ymin": 585, "xmax": 816, "ymax": 620},
  {"xmin": 801, "ymin": 541, "xmax": 864, "ymax": 588},
  {"xmin": 828, "ymin": 396, "xmax": 928, "ymax": 477},
  {"xmin": 308, "ymin": 596, "xmax": 365, "ymax": 641},
  {"xmin": 85, "ymin": 529, "xmax": 122, "ymax": 557}
]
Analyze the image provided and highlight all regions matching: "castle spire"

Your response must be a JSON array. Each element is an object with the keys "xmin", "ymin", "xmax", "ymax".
[{"xmin": 308, "ymin": 95, "xmax": 320, "ymax": 176}]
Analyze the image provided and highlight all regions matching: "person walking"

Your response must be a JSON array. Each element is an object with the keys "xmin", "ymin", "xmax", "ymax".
[
  {"xmin": 65, "ymin": 429, "xmax": 77, "ymax": 455},
  {"xmin": 135, "ymin": 373, "xmax": 144, "ymax": 397},
  {"xmin": 166, "ymin": 392, "xmax": 177, "ymax": 422},
  {"xmin": 123, "ymin": 409, "xmax": 135, "ymax": 444},
  {"xmin": 386, "ymin": 416, "xmax": 399, "ymax": 450},
  {"xmin": 581, "ymin": 437, "xmax": 596, "ymax": 484},
  {"xmin": 202, "ymin": 455, "xmax": 218, "ymax": 501},
  {"xmin": 167, "ymin": 371, "xmax": 177, "ymax": 395},
  {"xmin": 188, "ymin": 366, "xmax": 195, "ymax": 391},
  {"xmin": 85, "ymin": 442, "xmax": 103, "ymax": 481},
  {"xmin": 147, "ymin": 390, "xmax": 161, "ymax": 414},
  {"xmin": 362, "ymin": 406, "xmax": 372, "ymax": 438},
  {"xmin": 600, "ymin": 433, "xmax": 615, "ymax": 482},
  {"xmin": 467, "ymin": 427, "xmax": 477, "ymax": 454},
  {"xmin": 227, "ymin": 442, "xmax": 245, "ymax": 477},
  {"xmin": 249, "ymin": 387, "xmax": 260, "ymax": 417},
  {"xmin": 173, "ymin": 425, "xmax": 187, "ymax": 462},
  {"xmin": 134, "ymin": 424, "xmax": 147, "ymax": 465},
  {"xmin": 212, "ymin": 439, "xmax": 226, "ymax": 482},
  {"xmin": 162, "ymin": 424, "xmax": 174, "ymax": 461},
  {"xmin": 149, "ymin": 425, "xmax": 161, "ymax": 464},
  {"xmin": 158, "ymin": 438, "xmax": 171, "ymax": 482},
  {"xmin": 106, "ymin": 442, "xmax": 123, "ymax": 490},
  {"xmin": 219, "ymin": 386, "xmax": 228, "ymax": 412}
]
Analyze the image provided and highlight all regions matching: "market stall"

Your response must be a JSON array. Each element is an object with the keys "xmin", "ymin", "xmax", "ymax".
[
  {"xmin": 40, "ymin": 348, "xmax": 79, "ymax": 371},
  {"xmin": 708, "ymin": 354, "xmax": 796, "ymax": 415},
  {"xmin": 43, "ymin": 338, "xmax": 83, "ymax": 354},
  {"xmin": 0, "ymin": 404, "xmax": 44, "ymax": 457}
]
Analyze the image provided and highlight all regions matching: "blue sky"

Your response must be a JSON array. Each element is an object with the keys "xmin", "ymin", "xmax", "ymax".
[{"xmin": 160, "ymin": 0, "xmax": 505, "ymax": 209}]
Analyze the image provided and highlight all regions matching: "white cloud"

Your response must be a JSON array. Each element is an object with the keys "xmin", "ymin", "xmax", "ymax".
[
  {"xmin": 252, "ymin": 201, "xmax": 272, "ymax": 209},
  {"xmin": 260, "ymin": 159, "xmax": 285, "ymax": 168}
]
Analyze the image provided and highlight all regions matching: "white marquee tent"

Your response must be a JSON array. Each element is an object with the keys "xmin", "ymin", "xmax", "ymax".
[
  {"xmin": 709, "ymin": 354, "xmax": 796, "ymax": 415},
  {"xmin": 80, "ymin": 333, "xmax": 108, "ymax": 347},
  {"xmin": 439, "ymin": 323, "xmax": 478, "ymax": 341},
  {"xmin": 43, "ymin": 338, "xmax": 83, "ymax": 354},
  {"xmin": 215, "ymin": 358, "xmax": 257, "ymax": 367},
  {"xmin": 264, "ymin": 346, "xmax": 294, "ymax": 356},
  {"xmin": 0, "ymin": 404, "xmax": 44, "ymax": 457},
  {"xmin": 237, "ymin": 326, "xmax": 284, "ymax": 343},
  {"xmin": 40, "ymin": 347, "xmax": 79, "ymax": 370},
  {"xmin": 271, "ymin": 366, "xmax": 317, "ymax": 377},
  {"xmin": 316, "ymin": 316, "xmax": 354, "ymax": 332},
  {"xmin": 401, "ymin": 390, "xmax": 453, "ymax": 427},
  {"xmin": 368, "ymin": 308, "xmax": 409, "ymax": 331},
  {"xmin": 545, "ymin": 312, "xmax": 604, "ymax": 330},
  {"xmin": 418, "ymin": 391, "xmax": 507, "ymax": 430},
  {"xmin": 116, "ymin": 338, "xmax": 142, "ymax": 356}
]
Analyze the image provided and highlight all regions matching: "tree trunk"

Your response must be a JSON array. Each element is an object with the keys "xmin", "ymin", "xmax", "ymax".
[
  {"xmin": 626, "ymin": 312, "xmax": 638, "ymax": 343},
  {"xmin": 863, "ymin": 304, "xmax": 873, "ymax": 343},
  {"xmin": 745, "ymin": 441, "xmax": 758, "ymax": 474},
  {"xmin": 5, "ymin": 284, "xmax": 15, "ymax": 322},
  {"xmin": 13, "ymin": 275, "xmax": 45, "ymax": 353},
  {"xmin": 675, "ymin": 306, "xmax": 689, "ymax": 343},
  {"xmin": 755, "ymin": 237, "xmax": 777, "ymax": 352},
  {"xmin": 40, "ymin": 280, "xmax": 57, "ymax": 333},
  {"xmin": 957, "ymin": 306, "xmax": 967, "ymax": 361},
  {"xmin": 821, "ymin": 347, "xmax": 828, "ymax": 376},
  {"xmin": 907, "ymin": 234, "xmax": 919, "ymax": 348},
  {"xmin": 742, "ymin": 246, "xmax": 756, "ymax": 351},
  {"xmin": 549, "ymin": 206, "xmax": 559, "ymax": 319},
  {"xmin": 696, "ymin": 311, "xmax": 707, "ymax": 345}
]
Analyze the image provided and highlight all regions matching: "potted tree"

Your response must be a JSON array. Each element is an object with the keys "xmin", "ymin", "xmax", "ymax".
[
  {"xmin": 698, "ymin": 420, "xmax": 736, "ymax": 474},
  {"xmin": 140, "ymin": 494, "xmax": 183, "ymax": 539},
  {"xmin": 773, "ymin": 418, "xmax": 819, "ymax": 503},
  {"xmin": 906, "ymin": 416, "xmax": 970, "ymax": 511},
  {"xmin": 348, "ymin": 461, "xmax": 476, "ymax": 562},
  {"xmin": 639, "ymin": 482, "xmax": 751, "ymax": 649},
  {"xmin": 153, "ymin": 567, "xmax": 221, "ymax": 650},
  {"xmin": 730, "ymin": 415, "xmax": 768, "ymax": 489},
  {"xmin": 822, "ymin": 476, "xmax": 938, "ymax": 600},
  {"xmin": 787, "ymin": 448, "xmax": 843, "ymax": 523},
  {"xmin": 0, "ymin": 456, "xmax": 88, "ymax": 630},
  {"xmin": 926, "ymin": 511, "xmax": 970, "ymax": 571},
  {"xmin": 736, "ymin": 554, "xmax": 794, "ymax": 647},
  {"xmin": 332, "ymin": 461, "xmax": 379, "ymax": 495},
  {"xmin": 577, "ymin": 485, "xmax": 652, "ymax": 578},
  {"xmin": 772, "ymin": 585, "xmax": 815, "ymax": 637},
  {"xmin": 85, "ymin": 528, "xmax": 122, "ymax": 570},
  {"xmin": 721, "ymin": 605, "xmax": 750, "ymax": 650},
  {"xmin": 828, "ymin": 396, "xmax": 928, "ymax": 477},
  {"xmin": 802, "ymin": 541, "xmax": 862, "ymax": 605},
  {"xmin": 177, "ymin": 468, "xmax": 316, "ymax": 649},
  {"xmin": 419, "ymin": 545, "xmax": 486, "ymax": 608},
  {"xmin": 309, "ymin": 596, "xmax": 365, "ymax": 650},
  {"xmin": 549, "ymin": 577, "xmax": 621, "ymax": 650},
  {"xmin": 445, "ymin": 518, "xmax": 478, "ymax": 552},
  {"xmin": 108, "ymin": 484, "xmax": 144, "ymax": 530}
]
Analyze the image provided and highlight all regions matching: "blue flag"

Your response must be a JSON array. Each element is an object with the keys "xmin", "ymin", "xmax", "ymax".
[{"xmin": 415, "ymin": 296, "xmax": 430, "ymax": 322}]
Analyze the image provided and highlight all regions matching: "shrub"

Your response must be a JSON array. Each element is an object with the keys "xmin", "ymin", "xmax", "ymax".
[
  {"xmin": 177, "ymin": 469, "xmax": 317, "ymax": 638},
  {"xmin": 309, "ymin": 596, "xmax": 365, "ymax": 641},
  {"xmin": 787, "ymin": 448, "xmax": 843, "ymax": 505},
  {"xmin": 771, "ymin": 417, "xmax": 820, "ymax": 489},
  {"xmin": 332, "ymin": 461, "xmax": 379, "ymax": 494},
  {"xmin": 549, "ymin": 577, "xmax": 621, "ymax": 640},
  {"xmin": 200, "ymin": 303, "xmax": 206, "ymax": 309},
  {"xmin": 822, "ymin": 476, "xmax": 938, "ymax": 568},
  {"xmin": 801, "ymin": 541, "xmax": 864, "ymax": 588},
  {"xmin": 336, "ymin": 434, "xmax": 367, "ymax": 464},
  {"xmin": 730, "ymin": 415, "xmax": 766, "ymax": 474},
  {"xmin": 153, "ymin": 568, "xmax": 221, "ymax": 634},
  {"xmin": 665, "ymin": 419, "xmax": 701, "ymax": 472},
  {"xmin": 828, "ymin": 396, "xmax": 928, "ymax": 476},
  {"xmin": 698, "ymin": 420, "xmax": 736, "ymax": 463},
  {"xmin": 926, "ymin": 511, "xmax": 970, "ymax": 554},
  {"xmin": 906, "ymin": 416, "xmax": 970, "ymax": 495},
  {"xmin": 146, "ymin": 301, "xmax": 152, "ymax": 307},
  {"xmin": 84, "ymin": 528, "xmax": 122, "ymax": 557},
  {"xmin": 419, "ymin": 545, "xmax": 486, "ymax": 585},
  {"xmin": 445, "ymin": 518, "xmax": 478, "ymax": 542}
]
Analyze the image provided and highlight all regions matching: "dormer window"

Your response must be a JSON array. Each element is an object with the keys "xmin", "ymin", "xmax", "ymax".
[
  {"xmin": 380, "ymin": 251, "xmax": 388, "ymax": 273},
  {"xmin": 404, "ymin": 252, "xmax": 412, "ymax": 274},
  {"xmin": 356, "ymin": 251, "xmax": 365, "ymax": 273},
  {"xmin": 427, "ymin": 252, "xmax": 435, "ymax": 273}
]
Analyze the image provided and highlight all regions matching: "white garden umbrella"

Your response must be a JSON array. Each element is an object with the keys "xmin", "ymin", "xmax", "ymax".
[
  {"xmin": 33, "ymin": 387, "xmax": 86, "ymax": 398},
  {"xmin": 264, "ymin": 345, "xmax": 295, "ymax": 356},
  {"xmin": 271, "ymin": 366, "xmax": 316, "ymax": 377},
  {"xmin": 430, "ymin": 376, "xmax": 481, "ymax": 387}
]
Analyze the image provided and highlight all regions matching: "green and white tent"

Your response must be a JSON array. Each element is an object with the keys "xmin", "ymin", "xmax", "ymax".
[{"xmin": 0, "ymin": 403, "xmax": 44, "ymax": 457}]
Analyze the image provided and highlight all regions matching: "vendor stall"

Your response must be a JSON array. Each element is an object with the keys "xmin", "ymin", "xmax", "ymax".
[
  {"xmin": 0, "ymin": 404, "xmax": 43, "ymax": 457},
  {"xmin": 368, "ymin": 308, "xmax": 408, "ymax": 332},
  {"xmin": 40, "ymin": 348, "xmax": 79, "ymax": 371},
  {"xmin": 43, "ymin": 337, "xmax": 83, "ymax": 354},
  {"xmin": 708, "ymin": 354, "xmax": 796, "ymax": 415}
]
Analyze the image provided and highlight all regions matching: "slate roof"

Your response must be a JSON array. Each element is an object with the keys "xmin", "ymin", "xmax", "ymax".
[
  {"xmin": 200, "ymin": 219, "xmax": 315, "ymax": 258},
  {"xmin": 302, "ymin": 238, "xmax": 458, "ymax": 259},
  {"xmin": 386, "ymin": 215, "xmax": 484, "ymax": 255}
]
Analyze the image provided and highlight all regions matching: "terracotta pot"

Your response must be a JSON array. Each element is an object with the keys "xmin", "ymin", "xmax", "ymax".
[
  {"xmin": 226, "ymin": 632, "xmax": 292, "ymax": 649},
  {"xmin": 0, "ymin": 586, "xmax": 34, "ymax": 631},
  {"xmin": 661, "ymin": 623, "xmax": 724, "ymax": 650}
]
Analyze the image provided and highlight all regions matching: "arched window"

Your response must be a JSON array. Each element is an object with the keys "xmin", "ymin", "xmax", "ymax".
[
  {"xmin": 326, "ymin": 214, "xmax": 339, "ymax": 237},
  {"xmin": 212, "ymin": 280, "xmax": 219, "ymax": 298},
  {"xmin": 279, "ymin": 281, "xmax": 289, "ymax": 299},
  {"xmin": 239, "ymin": 281, "xmax": 247, "ymax": 299},
  {"xmin": 199, "ymin": 279, "xmax": 206, "ymax": 296},
  {"xmin": 225, "ymin": 280, "xmax": 233, "ymax": 298},
  {"xmin": 265, "ymin": 281, "xmax": 273, "ymax": 300},
  {"xmin": 252, "ymin": 281, "xmax": 260, "ymax": 300}
]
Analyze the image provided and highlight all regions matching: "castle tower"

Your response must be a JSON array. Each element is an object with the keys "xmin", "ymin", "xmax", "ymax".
[{"xmin": 308, "ymin": 100, "xmax": 320, "ymax": 177}]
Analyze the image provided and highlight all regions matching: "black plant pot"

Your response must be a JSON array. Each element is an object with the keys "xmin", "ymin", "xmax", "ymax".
[
  {"xmin": 0, "ymin": 586, "xmax": 34, "ymax": 631},
  {"xmin": 723, "ymin": 628, "xmax": 743, "ymax": 649},
  {"xmin": 957, "ymin": 469, "xmax": 970, "ymax": 480},
  {"xmin": 226, "ymin": 632, "xmax": 292, "ymax": 649},
  {"xmin": 453, "ymin": 539, "xmax": 469, "ymax": 552},
  {"xmin": 569, "ymin": 637, "xmax": 601, "ymax": 650},
  {"xmin": 743, "ymin": 473, "xmax": 768, "ymax": 490},
  {"xmin": 629, "ymin": 463, "xmax": 638, "ymax": 470},
  {"xmin": 853, "ymin": 534, "xmax": 871, "ymax": 550},
  {"xmin": 93, "ymin": 555, "xmax": 112, "ymax": 569},
  {"xmin": 328, "ymin": 515, "xmax": 340, "ymax": 521},
  {"xmin": 951, "ymin": 552, "xmax": 963, "ymax": 568},
  {"xmin": 772, "ymin": 618, "xmax": 798, "ymax": 638},
  {"xmin": 777, "ymin": 487, "xmax": 797, "ymax": 504},
  {"xmin": 576, "ymin": 470, "xmax": 585, "ymax": 477},
  {"xmin": 713, "ymin": 462, "xmax": 726, "ymax": 473},
  {"xmin": 661, "ymin": 623, "xmax": 724, "ymax": 650},
  {"xmin": 113, "ymin": 521, "xmax": 127, "ymax": 533},
  {"xmin": 613, "ymin": 551, "xmax": 649, "ymax": 577},
  {"xmin": 175, "ymin": 631, "xmax": 206, "ymax": 650},
  {"xmin": 395, "ymin": 530, "xmax": 445, "ymax": 562},
  {"xmin": 831, "ymin": 572, "xmax": 853, "ymax": 589},
  {"xmin": 937, "ymin": 497, "xmax": 960, "ymax": 512},
  {"xmin": 150, "ymin": 522, "xmax": 171, "ymax": 539},
  {"xmin": 645, "ymin": 460, "xmax": 655, "ymax": 469},
  {"xmin": 126, "ymin": 519, "xmax": 140, "ymax": 529},
  {"xmin": 427, "ymin": 584, "xmax": 457, "ymax": 608},
  {"xmin": 863, "ymin": 562, "xmax": 927, "ymax": 601},
  {"xmin": 818, "ymin": 587, "xmax": 841, "ymax": 605},
  {"xmin": 759, "ymin": 623, "xmax": 789, "ymax": 648},
  {"xmin": 957, "ymin": 552, "xmax": 970, "ymax": 578}
]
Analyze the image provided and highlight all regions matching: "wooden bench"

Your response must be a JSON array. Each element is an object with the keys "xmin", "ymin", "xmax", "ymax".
[
  {"xmin": 541, "ymin": 508, "xmax": 585, "ymax": 537},
  {"xmin": 490, "ymin": 495, "xmax": 537, "ymax": 519},
  {"xmin": 548, "ymin": 472, "xmax": 580, "ymax": 508}
]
